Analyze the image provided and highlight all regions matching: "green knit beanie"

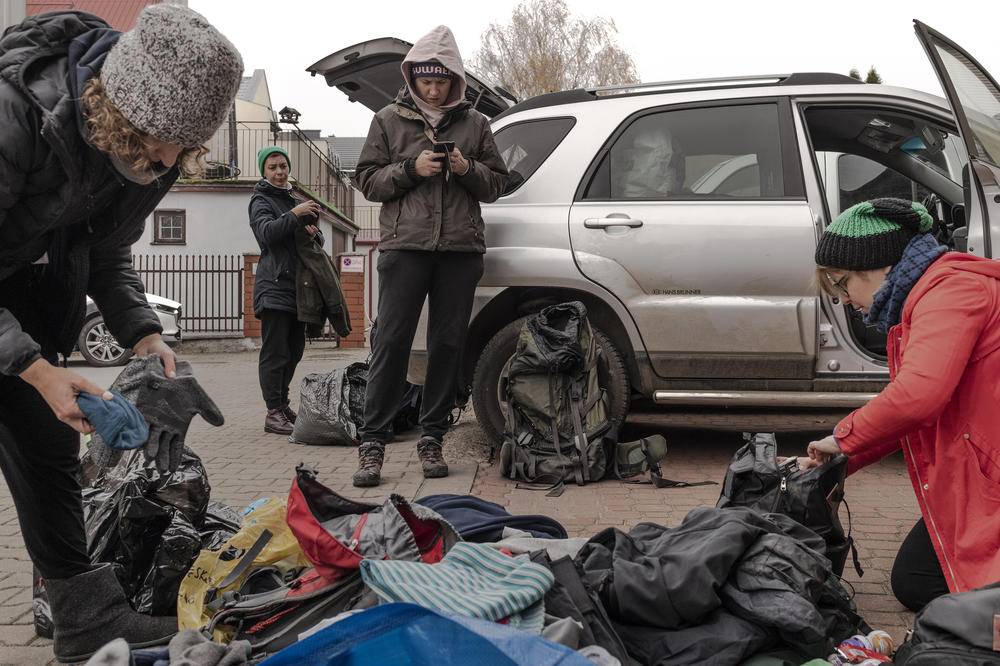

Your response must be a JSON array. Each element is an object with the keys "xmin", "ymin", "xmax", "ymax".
[
  {"xmin": 815, "ymin": 198, "xmax": 934, "ymax": 270},
  {"xmin": 257, "ymin": 146, "xmax": 291, "ymax": 176}
]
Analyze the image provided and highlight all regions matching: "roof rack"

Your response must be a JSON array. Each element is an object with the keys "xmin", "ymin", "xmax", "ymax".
[
  {"xmin": 491, "ymin": 72, "xmax": 862, "ymax": 122},
  {"xmin": 589, "ymin": 72, "xmax": 862, "ymax": 97}
]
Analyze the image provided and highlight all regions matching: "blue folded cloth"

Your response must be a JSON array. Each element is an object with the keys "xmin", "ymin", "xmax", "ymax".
[{"xmin": 77, "ymin": 391, "xmax": 148, "ymax": 451}]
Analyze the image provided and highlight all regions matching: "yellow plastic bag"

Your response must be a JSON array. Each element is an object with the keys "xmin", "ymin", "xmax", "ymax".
[{"xmin": 177, "ymin": 495, "xmax": 311, "ymax": 640}]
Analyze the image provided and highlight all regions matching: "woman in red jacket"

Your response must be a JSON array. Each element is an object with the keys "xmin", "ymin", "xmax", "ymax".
[{"xmin": 804, "ymin": 198, "xmax": 1000, "ymax": 612}]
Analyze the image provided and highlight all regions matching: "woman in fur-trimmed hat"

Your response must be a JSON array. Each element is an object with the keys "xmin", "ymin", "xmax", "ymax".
[
  {"xmin": 0, "ymin": 5, "xmax": 242, "ymax": 661},
  {"xmin": 800, "ymin": 198, "xmax": 1000, "ymax": 612}
]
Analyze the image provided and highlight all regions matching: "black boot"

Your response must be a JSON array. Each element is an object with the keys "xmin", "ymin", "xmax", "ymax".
[
  {"xmin": 46, "ymin": 564, "xmax": 177, "ymax": 663},
  {"xmin": 352, "ymin": 441, "xmax": 385, "ymax": 487},
  {"xmin": 264, "ymin": 407, "xmax": 293, "ymax": 435},
  {"xmin": 417, "ymin": 436, "xmax": 449, "ymax": 478},
  {"xmin": 281, "ymin": 402, "xmax": 297, "ymax": 423}
]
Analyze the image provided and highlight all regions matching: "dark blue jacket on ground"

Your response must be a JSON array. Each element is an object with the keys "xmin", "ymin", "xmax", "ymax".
[{"xmin": 415, "ymin": 494, "xmax": 567, "ymax": 542}]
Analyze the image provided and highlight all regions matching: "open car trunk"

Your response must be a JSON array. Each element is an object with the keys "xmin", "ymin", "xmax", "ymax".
[{"xmin": 307, "ymin": 37, "xmax": 516, "ymax": 118}]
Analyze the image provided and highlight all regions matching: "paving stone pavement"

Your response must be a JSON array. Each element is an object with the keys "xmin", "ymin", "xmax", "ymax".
[{"xmin": 0, "ymin": 345, "xmax": 920, "ymax": 664}]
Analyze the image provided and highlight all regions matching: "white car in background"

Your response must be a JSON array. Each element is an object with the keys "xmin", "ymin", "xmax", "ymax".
[{"xmin": 78, "ymin": 294, "xmax": 182, "ymax": 367}]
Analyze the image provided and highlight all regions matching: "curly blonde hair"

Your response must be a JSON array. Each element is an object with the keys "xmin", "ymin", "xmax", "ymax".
[{"xmin": 81, "ymin": 78, "xmax": 208, "ymax": 178}]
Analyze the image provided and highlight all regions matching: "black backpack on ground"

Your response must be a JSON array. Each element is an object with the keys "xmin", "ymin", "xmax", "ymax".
[
  {"xmin": 893, "ymin": 581, "xmax": 1000, "ymax": 664},
  {"xmin": 717, "ymin": 432, "xmax": 861, "ymax": 577},
  {"xmin": 498, "ymin": 301, "xmax": 613, "ymax": 488}
]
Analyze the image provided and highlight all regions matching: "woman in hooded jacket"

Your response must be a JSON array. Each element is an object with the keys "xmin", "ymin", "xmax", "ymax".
[
  {"xmin": 800, "ymin": 198, "xmax": 1000, "ymax": 612},
  {"xmin": 352, "ymin": 25, "xmax": 509, "ymax": 487}
]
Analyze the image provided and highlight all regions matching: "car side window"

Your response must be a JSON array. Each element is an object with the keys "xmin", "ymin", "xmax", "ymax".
[
  {"xmin": 582, "ymin": 103, "xmax": 785, "ymax": 200},
  {"xmin": 493, "ymin": 117, "xmax": 576, "ymax": 194}
]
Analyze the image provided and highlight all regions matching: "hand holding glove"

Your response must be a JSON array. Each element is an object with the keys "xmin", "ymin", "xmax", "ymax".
[{"xmin": 133, "ymin": 355, "xmax": 225, "ymax": 474}]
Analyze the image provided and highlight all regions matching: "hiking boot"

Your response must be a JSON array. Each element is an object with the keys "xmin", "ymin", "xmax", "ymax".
[
  {"xmin": 417, "ymin": 436, "xmax": 449, "ymax": 478},
  {"xmin": 281, "ymin": 403, "xmax": 297, "ymax": 424},
  {"xmin": 264, "ymin": 407, "xmax": 293, "ymax": 435},
  {"xmin": 353, "ymin": 442, "xmax": 385, "ymax": 487},
  {"xmin": 47, "ymin": 563, "xmax": 177, "ymax": 663}
]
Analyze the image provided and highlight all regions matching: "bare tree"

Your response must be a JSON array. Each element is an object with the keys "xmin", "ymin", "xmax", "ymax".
[{"xmin": 471, "ymin": 0, "xmax": 640, "ymax": 101}]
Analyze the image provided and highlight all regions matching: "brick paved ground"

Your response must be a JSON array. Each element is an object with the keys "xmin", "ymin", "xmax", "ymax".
[{"xmin": 0, "ymin": 346, "xmax": 919, "ymax": 664}]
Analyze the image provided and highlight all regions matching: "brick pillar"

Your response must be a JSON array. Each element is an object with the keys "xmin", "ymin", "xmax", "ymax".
[
  {"xmin": 243, "ymin": 253, "xmax": 260, "ymax": 338},
  {"xmin": 337, "ymin": 252, "xmax": 367, "ymax": 348}
]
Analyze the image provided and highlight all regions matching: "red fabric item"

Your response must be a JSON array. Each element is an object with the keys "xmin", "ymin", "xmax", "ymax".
[
  {"xmin": 835, "ymin": 253, "xmax": 1000, "ymax": 593},
  {"xmin": 286, "ymin": 466, "xmax": 459, "ymax": 583}
]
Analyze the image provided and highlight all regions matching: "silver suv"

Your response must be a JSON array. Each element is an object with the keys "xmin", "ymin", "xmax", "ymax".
[{"xmin": 312, "ymin": 22, "xmax": 1000, "ymax": 441}]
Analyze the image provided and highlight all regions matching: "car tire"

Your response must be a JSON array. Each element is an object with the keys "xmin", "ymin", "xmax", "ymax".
[
  {"xmin": 471, "ymin": 316, "xmax": 630, "ymax": 446},
  {"xmin": 77, "ymin": 316, "xmax": 134, "ymax": 367}
]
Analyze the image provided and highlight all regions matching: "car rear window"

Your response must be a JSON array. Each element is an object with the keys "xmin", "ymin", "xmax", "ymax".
[{"xmin": 493, "ymin": 117, "xmax": 576, "ymax": 194}]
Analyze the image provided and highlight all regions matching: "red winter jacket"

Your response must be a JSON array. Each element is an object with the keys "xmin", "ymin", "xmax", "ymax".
[{"xmin": 834, "ymin": 253, "xmax": 1000, "ymax": 593}]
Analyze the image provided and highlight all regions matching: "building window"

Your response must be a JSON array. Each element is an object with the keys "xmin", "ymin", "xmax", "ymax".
[{"xmin": 154, "ymin": 210, "xmax": 186, "ymax": 244}]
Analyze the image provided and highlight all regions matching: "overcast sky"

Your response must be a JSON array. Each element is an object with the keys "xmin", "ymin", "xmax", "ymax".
[{"xmin": 188, "ymin": 0, "xmax": 998, "ymax": 138}]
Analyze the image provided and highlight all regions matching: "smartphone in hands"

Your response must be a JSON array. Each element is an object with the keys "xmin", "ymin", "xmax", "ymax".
[{"xmin": 433, "ymin": 140, "xmax": 455, "ymax": 179}]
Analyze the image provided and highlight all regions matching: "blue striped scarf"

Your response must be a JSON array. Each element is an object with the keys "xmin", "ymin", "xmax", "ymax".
[
  {"xmin": 359, "ymin": 541, "xmax": 554, "ymax": 635},
  {"xmin": 864, "ymin": 234, "xmax": 948, "ymax": 334}
]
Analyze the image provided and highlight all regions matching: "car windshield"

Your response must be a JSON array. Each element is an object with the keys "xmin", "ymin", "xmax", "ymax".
[{"xmin": 899, "ymin": 133, "xmax": 965, "ymax": 183}]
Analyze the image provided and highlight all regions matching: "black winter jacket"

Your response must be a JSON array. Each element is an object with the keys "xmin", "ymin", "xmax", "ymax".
[
  {"xmin": 0, "ymin": 11, "xmax": 175, "ymax": 375},
  {"xmin": 575, "ymin": 506, "xmax": 861, "ymax": 665},
  {"xmin": 248, "ymin": 179, "xmax": 324, "ymax": 316}
]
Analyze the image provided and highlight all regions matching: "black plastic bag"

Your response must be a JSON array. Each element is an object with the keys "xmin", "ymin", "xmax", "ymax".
[
  {"xmin": 716, "ymin": 432, "xmax": 860, "ymax": 577},
  {"xmin": 78, "ymin": 446, "xmax": 227, "ymax": 615},
  {"xmin": 199, "ymin": 500, "xmax": 241, "ymax": 551},
  {"xmin": 289, "ymin": 362, "xmax": 368, "ymax": 446}
]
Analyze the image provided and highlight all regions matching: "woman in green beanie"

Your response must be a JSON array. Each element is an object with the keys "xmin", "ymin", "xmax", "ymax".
[
  {"xmin": 249, "ymin": 146, "xmax": 322, "ymax": 435},
  {"xmin": 801, "ymin": 197, "xmax": 1000, "ymax": 611}
]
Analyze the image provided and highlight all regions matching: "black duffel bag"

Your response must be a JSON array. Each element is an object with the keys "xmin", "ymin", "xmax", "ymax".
[
  {"xmin": 716, "ymin": 432, "xmax": 861, "ymax": 577},
  {"xmin": 894, "ymin": 580, "xmax": 1000, "ymax": 664}
]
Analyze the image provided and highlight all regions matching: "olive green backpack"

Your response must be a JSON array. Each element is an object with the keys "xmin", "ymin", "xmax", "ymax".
[{"xmin": 499, "ymin": 302, "xmax": 612, "ymax": 489}]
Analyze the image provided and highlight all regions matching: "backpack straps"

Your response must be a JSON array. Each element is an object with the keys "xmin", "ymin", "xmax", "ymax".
[{"xmin": 204, "ymin": 529, "xmax": 274, "ymax": 612}]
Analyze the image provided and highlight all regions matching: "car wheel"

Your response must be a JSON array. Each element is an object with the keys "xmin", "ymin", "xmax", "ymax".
[
  {"xmin": 471, "ymin": 316, "xmax": 630, "ymax": 446},
  {"xmin": 77, "ymin": 316, "xmax": 134, "ymax": 367}
]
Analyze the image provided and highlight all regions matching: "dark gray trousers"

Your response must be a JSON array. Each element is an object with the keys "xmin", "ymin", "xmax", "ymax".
[
  {"xmin": 360, "ymin": 250, "xmax": 484, "ymax": 444},
  {"xmin": 257, "ymin": 309, "xmax": 305, "ymax": 410}
]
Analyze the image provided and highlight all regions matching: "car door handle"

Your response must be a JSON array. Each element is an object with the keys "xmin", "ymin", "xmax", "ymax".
[{"xmin": 583, "ymin": 215, "xmax": 644, "ymax": 229}]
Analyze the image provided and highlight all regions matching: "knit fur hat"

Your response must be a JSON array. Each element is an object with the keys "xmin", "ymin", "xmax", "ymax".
[
  {"xmin": 100, "ymin": 4, "xmax": 243, "ymax": 147},
  {"xmin": 815, "ymin": 198, "xmax": 934, "ymax": 270},
  {"xmin": 258, "ymin": 146, "xmax": 291, "ymax": 176}
]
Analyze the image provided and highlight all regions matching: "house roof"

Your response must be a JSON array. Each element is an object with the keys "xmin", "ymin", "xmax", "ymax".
[
  {"xmin": 26, "ymin": 0, "xmax": 160, "ymax": 30},
  {"xmin": 327, "ymin": 137, "xmax": 367, "ymax": 174},
  {"xmin": 237, "ymin": 69, "xmax": 265, "ymax": 103}
]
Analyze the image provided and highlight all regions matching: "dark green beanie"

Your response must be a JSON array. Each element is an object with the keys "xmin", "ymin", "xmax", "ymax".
[
  {"xmin": 257, "ymin": 146, "xmax": 291, "ymax": 176},
  {"xmin": 815, "ymin": 198, "xmax": 934, "ymax": 270}
]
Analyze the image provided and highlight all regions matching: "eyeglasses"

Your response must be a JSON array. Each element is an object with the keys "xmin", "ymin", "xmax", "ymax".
[{"xmin": 825, "ymin": 272, "xmax": 850, "ymax": 299}]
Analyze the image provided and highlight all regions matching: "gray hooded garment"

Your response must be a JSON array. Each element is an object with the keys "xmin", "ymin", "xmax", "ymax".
[{"xmin": 354, "ymin": 25, "xmax": 509, "ymax": 254}]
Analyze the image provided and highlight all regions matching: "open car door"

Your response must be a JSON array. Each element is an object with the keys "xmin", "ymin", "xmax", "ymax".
[
  {"xmin": 307, "ymin": 37, "xmax": 515, "ymax": 119},
  {"xmin": 915, "ymin": 20, "xmax": 1000, "ymax": 258}
]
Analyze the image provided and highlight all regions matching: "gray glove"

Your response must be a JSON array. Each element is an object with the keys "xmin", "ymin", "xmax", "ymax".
[{"xmin": 133, "ymin": 355, "xmax": 225, "ymax": 473}]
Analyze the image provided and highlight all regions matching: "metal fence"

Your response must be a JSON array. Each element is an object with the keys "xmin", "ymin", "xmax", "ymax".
[
  {"xmin": 202, "ymin": 120, "xmax": 355, "ymax": 220},
  {"xmin": 353, "ymin": 205, "xmax": 381, "ymax": 242},
  {"xmin": 133, "ymin": 254, "xmax": 243, "ymax": 335}
]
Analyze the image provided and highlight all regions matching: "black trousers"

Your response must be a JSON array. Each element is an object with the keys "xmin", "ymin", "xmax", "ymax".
[
  {"xmin": 257, "ymin": 309, "xmax": 305, "ymax": 410},
  {"xmin": 360, "ymin": 250, "xmax": 484, "ymax": 444},
  {"xmin": 891, "ymin": 518, "xmax": 951, "ymax": 612},
  {"xmin": 0, "ymin": 269, "xmax": 91, "ymax": 580}
]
